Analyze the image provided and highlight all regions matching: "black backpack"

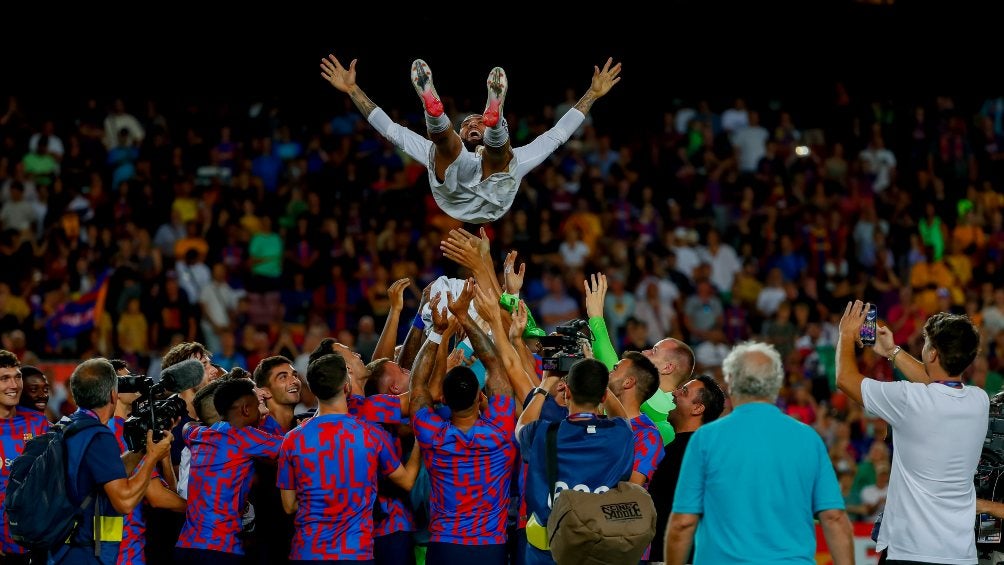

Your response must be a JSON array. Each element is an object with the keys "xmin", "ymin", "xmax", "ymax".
[{"xmin": 6, "ymin": 417, "xmax": 104, "ymax": 552}]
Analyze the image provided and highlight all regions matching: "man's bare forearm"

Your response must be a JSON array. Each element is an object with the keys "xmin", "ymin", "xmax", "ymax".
[
  {"xmin": 397, "ymin": 327, "xmax": 423, "ymax": 370},
  {"xmin": 347, "ymin": 85, "xmax": 377, "ymax": 118},
  {"xmin": 408, "ymin": 339, "xmax": 438, "ymax": 412},
  {"xmin": 573, "ymin": 91, "xmax": 600, "ymax": 114}
]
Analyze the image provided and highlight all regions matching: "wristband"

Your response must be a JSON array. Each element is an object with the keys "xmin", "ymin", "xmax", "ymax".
[
  {"xmin": 427, "ymin": 332, "xmax": 443, "ymax": 345},
  {"xmin": 412, "ymin": 312, "xmax": 426, "ymax": 331},
  {"xmin": 532, "ymin": 387, "xmax": 549, "ymax": 399},
  {"xmin": 889, "ymin": 345, "xmax": 902, "ymax": 365}
]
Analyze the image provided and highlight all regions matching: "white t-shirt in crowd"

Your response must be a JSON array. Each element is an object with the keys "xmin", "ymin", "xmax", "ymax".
[{"xmin": 861, "ymin": 379, "xmax": 988, "ymax": 564}]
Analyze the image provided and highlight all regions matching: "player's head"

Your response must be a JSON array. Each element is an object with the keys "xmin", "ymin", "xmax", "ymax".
[{"xmin": 460, "ymin": 114, "xmax": 486, "ymax": 151}]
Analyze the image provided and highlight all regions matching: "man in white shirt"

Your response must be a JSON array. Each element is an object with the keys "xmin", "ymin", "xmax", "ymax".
[
  {"xmin": 837, "ymin": 302, "xmax": 988, "ymax": 564},
  {"xmin": 319, "ymin": 53, "xmax": 621, "ymax": 223}
]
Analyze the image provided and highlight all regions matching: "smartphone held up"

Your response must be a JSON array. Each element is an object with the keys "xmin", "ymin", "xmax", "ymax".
[{"xmin": 860, "ymin": 304, "xmax": 878, "ymax": 346}]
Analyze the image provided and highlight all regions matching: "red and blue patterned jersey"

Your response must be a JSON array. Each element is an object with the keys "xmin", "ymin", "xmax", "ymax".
[
  {"xmin": 348, "ymin": 394, "xmax": 415, "ymax": 538},
  {"xmin": 631, "ymin": 414, "xmax": 664, "ymax": 488},
  {"xmin": 259, "ymin": 414, "xmax": 286, "ymax": 436},
  {"xmin": 177, "ymin": 422, "xmax": 283, "ymax": 554},
  {"xmin": 110, "ymin": 416, "xmax": 169, "ymax": 565},
  {"xmin": 0, "ymin": 409, "xmax": 49, "ymax": 554},
  {"xmin": 277, "ymin": 413, "xmax": 400, "ymax": 560},
  {"xmin": 370, "ymin": 425, "xmax": 414, "ymax": 537},
  {"xmin": 413, "ymin": 395, "xmax": 517, "ymax": 545},
  {"xmin": 348, "ymin": 393, "xmax": 402, "ymax": 424}
]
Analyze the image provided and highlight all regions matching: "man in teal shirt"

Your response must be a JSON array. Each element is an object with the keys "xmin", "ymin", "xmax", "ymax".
[{"xmin": 665, "ymin": 341, "xmax": 853, "ymax": 564}]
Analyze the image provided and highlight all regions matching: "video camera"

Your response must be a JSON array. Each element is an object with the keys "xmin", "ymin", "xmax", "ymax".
[
  {"xmin": 976, "ymin": 391, "xmax": 1004, "ymax": 545},
  {"xmin": 538, "ymin": 319, "xmax": 593, "ymax": 373},
  {"xmin": 977, "ymin": 391, "xmax": 1004, "ymax": 500},
  {"xmin": 118, "ymin": 359, "xmax": 204, "ymax": 452},
  {"xmin": 118, "ymin": 375, "xmax": 187, "ymax": 452}
]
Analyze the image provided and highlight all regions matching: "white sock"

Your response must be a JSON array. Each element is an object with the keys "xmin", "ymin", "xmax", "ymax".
[
  {"xmin": 426, "ymin": 112, "xmax": 451, "ymax": 134},
  {"xmin": 484, "ymin": 117, "xmax": 509, "ymax": 148}
]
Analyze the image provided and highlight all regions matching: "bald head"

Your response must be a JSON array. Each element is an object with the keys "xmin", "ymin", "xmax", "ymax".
[{"xmin": 642, "ymin": 338, "xmax": 695, "ymax": 391}]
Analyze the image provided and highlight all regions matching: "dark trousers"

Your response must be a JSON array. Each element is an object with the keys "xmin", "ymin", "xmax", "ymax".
[
  {"xmin": 374, "ymin": 531, "xmax": 414, "ymax": 565},
  {"xmin": 425, "ymin": 542, "xmax": 507, "ymax": 565},
  {"xmin": 173, "ymin": 548, "xmax": 244, "ymax": 565}
]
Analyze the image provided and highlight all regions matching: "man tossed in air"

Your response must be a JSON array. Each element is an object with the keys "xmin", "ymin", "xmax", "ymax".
[{"xmin": 320, "ymin": 53, "xmax": 621, "ymax": 223}]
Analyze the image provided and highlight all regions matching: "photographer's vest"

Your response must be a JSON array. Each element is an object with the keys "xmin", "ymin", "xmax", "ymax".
[{"xmin": 52, "ymin": 411, "xmax": 124, "ymax": 564}]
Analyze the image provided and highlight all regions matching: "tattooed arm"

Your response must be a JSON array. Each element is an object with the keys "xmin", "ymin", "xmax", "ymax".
[
  {"xmin": 511, "ymin": 57, "xmax": 622, "ymax": 177},
  {"xmin": 320, "ymin": 53, "xmax": 431, "ymax": 165},
  {"xmin": 573, "ymin": 57, "xmax": 622, "ymax": 114}
]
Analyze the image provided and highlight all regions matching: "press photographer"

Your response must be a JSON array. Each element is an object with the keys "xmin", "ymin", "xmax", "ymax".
[
  {"xmin": 974, "ymin": 391, "xmax": 1004, "ymax": 564},
  {"xmin": 107, "ymin": 360, "xmax": 188, "ymax": 565}
]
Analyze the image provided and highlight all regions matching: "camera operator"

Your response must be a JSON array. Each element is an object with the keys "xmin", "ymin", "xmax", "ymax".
[
  {"xmin": 837, "ymin": 302, "xmax": 988, "ymax": 564},
  {"xmin": 52, "ymin": 358, "xmax": 173, "ymax": 565},
  {"xmin": 109, "ymin": 370, "xmax": 187, "ymax": 565}
]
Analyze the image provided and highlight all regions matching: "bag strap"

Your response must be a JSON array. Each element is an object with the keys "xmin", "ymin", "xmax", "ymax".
[
  {"xmin": 61, "ymin": 419, "xmax": 104, "ymax": 557},
  {"xmin": 546, "ymin": 421, "xmax": 560, "ymax": 509}
]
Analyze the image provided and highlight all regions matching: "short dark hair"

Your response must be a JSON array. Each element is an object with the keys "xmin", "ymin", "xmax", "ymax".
[
  {"xmin": 70, "ymin": 358, "xmax": 117, "ymax": 409},
  {"xmin": 163, "ymin": 342, "xmax": 210, "ymax": 369},
  {"xmin": 623, "ymin": 351, "xmax": 659, "ymax": 401},
  {"xmin": 253, "ymin": 356, "xmax": 292, "ymax": 388},
  {"xmin": 212, "ymin": 378, "xmax": 256, "ymax": 417},
  {"xmin": 442, "ymin": 366, "xmax": 479, "ymax": 412},
  {"xmin": 924, "ymin": 312, "xmax": 981, "ymax": 376},
  {"xmin": 19, "ymin": 365, "xmax": 44, "ymax": 381},
  {"xmin": 226, "ymin": 367, "xmax": 251, "ymax": 381},
  {"xmin": 307, "ymin": 354, "xmax": 348, "ymax": 401},
  {"xmin": 365, "ymin": 358, "xmax": 392, "ymax": 397},
  {"xmin": 308, "ymin": 338, "xmax": 338, "ymax": 366},
  {"xmin": 694, "ymin": 374, "xmax": 726, "ymax": 424},
  {"xmin": 193, "ymin": 380, "xmax": 225, "ymax": 422},
  {"xmin": 108, "ymin": 359, "xmax": 130, "ymax": 374},
  {"xmin": 567, "ymin": 359, "xmax": 609, "ymax": 407},
  {"xmin": 0, "ymin": 349, "xmax": 20, "ymax": 369}
]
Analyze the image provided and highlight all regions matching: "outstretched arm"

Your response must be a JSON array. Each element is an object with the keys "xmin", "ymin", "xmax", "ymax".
[
  {"xmin": 373, "ymin": 278, "xmax": 410, "ymax": 361},
  {"xmin": 320, "ymin": 54, "xmax": 377, "ymax": 117},
  {"xmin": 573, "ymin": 57, "xmax": 622, "ymax": 115},
  {"xmin": 511, "ymin": 58, "xmax": 622, "ymax": 177},
  {"xmin": 320, "ymin": 53, "xmax": 431, "ymax": 165}
]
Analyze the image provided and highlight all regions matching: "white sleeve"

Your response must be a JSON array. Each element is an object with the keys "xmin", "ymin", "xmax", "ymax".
[
  {"xmin": 511, "ymin": 109, "xmax": 585, "ymax": 179},
  {"xmin": 860, "ymin": 379, "xmax": 912, "ymax": 426},
  {"xmin": 367, "ymin": 108, "xmax": 433, "ymax": 166}
]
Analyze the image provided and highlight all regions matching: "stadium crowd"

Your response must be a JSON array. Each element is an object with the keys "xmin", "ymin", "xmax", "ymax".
[{"xmin": 1, "ymin": 84, "xmax": 1004, "ymax": 563}]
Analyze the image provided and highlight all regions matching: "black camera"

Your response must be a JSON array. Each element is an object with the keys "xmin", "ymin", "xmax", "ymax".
[
  {"xmin": 977, "ymin": 391, "xmax": 1004, "ymax": 545},
  {"xmin": 538, "ymin": 319, "xmax": 593, "ymax": 373},
  {"xmin": 119, "ymin": 375, "xmax": 188, "ymax": 452}
]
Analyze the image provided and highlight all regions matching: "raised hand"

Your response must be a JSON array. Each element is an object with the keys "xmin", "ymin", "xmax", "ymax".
[
  {"xmin": 388, "ymin": 278, "xmax": 410, "ymax": 313},
  {"xmin": 874, "ymin": 325, "xmax": 896, "ymax": 358},
  {"xmin": 589, "ymin": 57, "xmax": 622, "ymax": 98},
  {"xmin": 473, "ymin": 281, "xmax": 502, "ymax": 323},
  {"xmin": 838, "ymin": 300, "xmax": 870, "ymax": 346},
  {"xmin": 429, "ymin": 293, "xmax": 449, "ymax": 334},
  {"xmin": 503, "ymin": 251, "xmax": 526, "ymax": 294},
  {"xmin": 446, "ymin": 279, "xmax": 476, "ymax": 320},
  {"xmin": 446, "ymin": 348, "xmax": 467, "ymax": 372},
  {"xmin": 509, "ymin": 299, "xmax": 529, "ymax": 340},
  {"xmin": 320, "ymin": 54, "xmax": 357, "ymax": 93},
  {"xmin": 441, "ymin": 232, "xmax": 482, "ymax": 271},
  {"xmin": 583, "ymin": 273, "xmax": 608, "ymax": 318}
]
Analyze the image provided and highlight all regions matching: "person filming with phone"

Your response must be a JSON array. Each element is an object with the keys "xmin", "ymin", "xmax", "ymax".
[{"xmin": 837, "ymin": 300, "xmax": 988, "ymax": 564}]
